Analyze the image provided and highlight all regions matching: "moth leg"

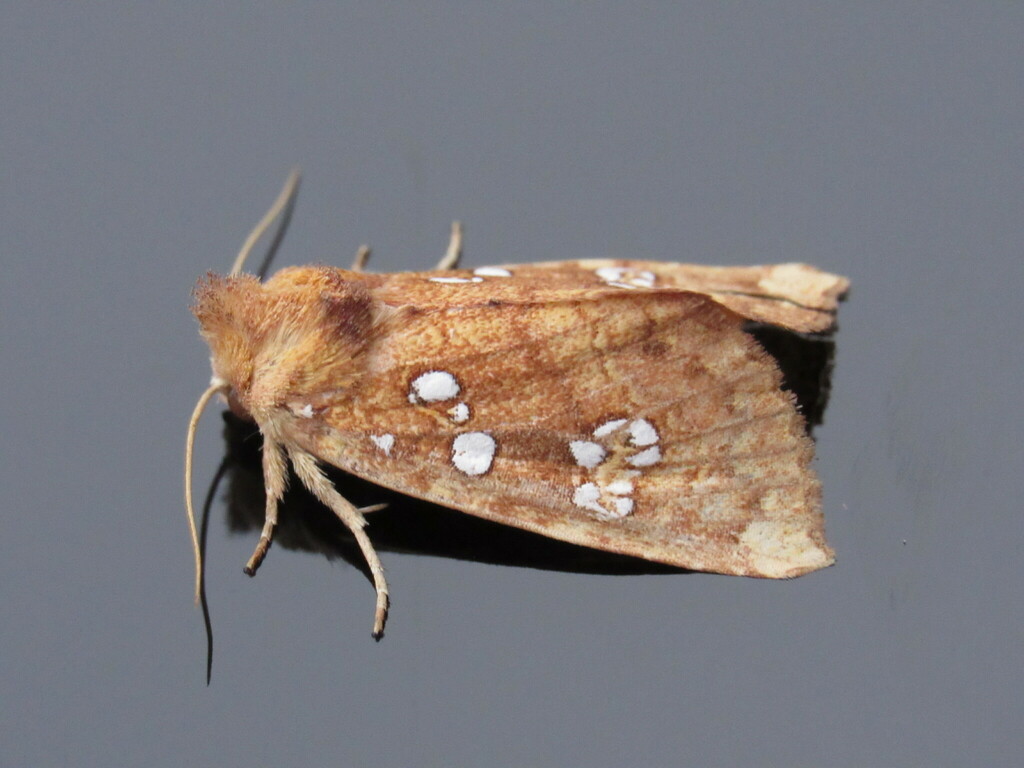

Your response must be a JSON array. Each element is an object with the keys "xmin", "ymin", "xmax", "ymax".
[
  {"xmin": 434, "ymin": 220, "xmax": 463, "ymax": 270},
  {"xmin": 289, "ymin": 448, "xmax": 390, "ymax": 639},
  {"xmin": 244, "ymin": 437, "xmax": 288, "ymax": 576},
  {"xmin": 351, "ymin": 244, "xmax": 371, "ymax": 272}
]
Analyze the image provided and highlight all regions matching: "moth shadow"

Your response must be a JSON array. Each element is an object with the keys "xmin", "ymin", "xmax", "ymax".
[
  {"xmin": 219, "ymin": 413, "xmax": 684, "ymax": 577},
  {"xmin": 745, "ymin": 322, "xmax": 840, "ymax": 434}
]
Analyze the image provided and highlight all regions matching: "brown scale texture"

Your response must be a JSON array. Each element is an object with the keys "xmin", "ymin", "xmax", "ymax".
[{"xmin": 193, "ymin": 259, "xmax": 847, "ymax": 578}]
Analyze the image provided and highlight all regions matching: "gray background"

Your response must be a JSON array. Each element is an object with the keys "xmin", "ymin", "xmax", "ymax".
[{"xmin": 3, "ymin": 4, "xmax": 1021, "ymax": 766}]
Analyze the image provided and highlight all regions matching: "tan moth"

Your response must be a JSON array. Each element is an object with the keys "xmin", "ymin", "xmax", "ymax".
[{"xmin": 185, "ymin": 171, "xmax": 848, "ymax": 639}]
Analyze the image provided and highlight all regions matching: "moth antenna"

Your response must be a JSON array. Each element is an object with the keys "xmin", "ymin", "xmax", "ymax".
[
  {"xmin": 351, "ymin": 244, "xmax": 371, "ymax": 272},
  {"xmin": 435, "ymin": 220, "xmax": 463, "ymax": 270},
  {"xmin": 185, "ymin": 381, "xmax": 229, "ymax": 603},
  {"xmin": 229, "ymin": 168, "xmax": 302, "ymax": 277}
]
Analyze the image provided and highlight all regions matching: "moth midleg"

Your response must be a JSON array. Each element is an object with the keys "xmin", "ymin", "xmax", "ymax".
[
  {"xmin": 289, "ymin": 448, "xmax": 390, "ymax": 639},
  {"xmin": 350, "ymin": 244, "xmax": 371, "ymax": 272},
  {"xmin": 243, "ymin": 437, "xmax": 288, "ymax": 576},
  {"xmin": 434, "ymin": 220, "xmax": 463, "ymax": 270}
]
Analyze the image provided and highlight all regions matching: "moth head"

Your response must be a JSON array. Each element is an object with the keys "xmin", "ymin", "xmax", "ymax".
[
  {"xmin": 191, "ymin": 267, "xmax": 375, "ymax": 419},
  {"xmin": 191, "ymin": 272, "xmax": 261, "ymax": 415}
]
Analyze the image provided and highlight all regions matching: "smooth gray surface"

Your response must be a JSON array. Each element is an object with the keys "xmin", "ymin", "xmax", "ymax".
[{"xmin": 2, "ymin": 5, "xmax": 1021, "ymax": 766}]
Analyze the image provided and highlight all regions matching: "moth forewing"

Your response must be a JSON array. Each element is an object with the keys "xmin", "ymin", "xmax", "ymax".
[
  {"xmin": 371, "ymin": 259, "xmax": 848, "ymax": 334},
  {"xmin": 189, "ymin": 173, "xmax": 846, "ymax": 641},
  {"xmin": 278, "ymin": 282, "xmax": 832, "ymax": 579}
]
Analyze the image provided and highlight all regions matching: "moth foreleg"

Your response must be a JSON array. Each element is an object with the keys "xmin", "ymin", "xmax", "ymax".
[
  {"xmin": 244, "ymin": 436, "xmax": 288, "ymax": 576},
  {"xmin": 434, "ymin": 220, "xmax": 463, "ymax": 270},
  {"xmin": 289, "ymin": 449, "xmax": 390, "ymax": 639}
]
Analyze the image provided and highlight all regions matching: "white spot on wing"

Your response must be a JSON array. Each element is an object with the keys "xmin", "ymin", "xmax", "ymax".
[
  {"xmin": 297, "ymin": 404, "xmax": 314, "ymax": 418},
  {"xmin": 611, "ymin": 497, "xmax": 634, "ymax": 517},
  {"xmin": 635, "ymin": 272, "xmax": 656, "ymax": 287},
  {"xmin": 448, "ymin": 402, "xmax": 470, "ymax": 423},
  {"xmin": 629, "ymin": 418, "xmax": 659, "ymax": 446},
  {"xmin": 627, "ymin": 446, "xmax": 661, "ymax": 467},
  {"xmin": 370, "ymin": 434, "xmax": 395, "ymax": 456},
  {"xmin": 604, "ymin": 479, "xmax": 634, "ymax": 495},
  {"xmin": 569, "ymin": 440, "xmax": 606, "ymax": 468},
  {"xmin": 595, "ymin": 267, "xmax": 625, "ymax": 283},
  {"xmin": 410, "ymin": 371, "xmax": 460, "ymax": 403},
  {"xmin": 451, "ymin": 432, "xmax": 496, "ymax": 475},
  {"xmin": 593, "ymin": 418, "xmax": 628, "ymax": 438},
  {"xmin": 595, "ymin": 267, "xmax": 656, "ymax": 289},
  {"xmin": 574, "ymin": 417, "xmax": 659, "ymax": 520},
  {"xmin": 573, "ymin": 483, "xmax": 606, "ymax": 515},
  {"xmin": 572, "ymin": 482, "xmax": 634, "ymax": 520},
  {"xmin": 473, "ymin": 266, "xmax": 512, "ymax": 277},
  {"xmin": 429, "ymin": 276, "xmax": 483, "ymax": 284}
]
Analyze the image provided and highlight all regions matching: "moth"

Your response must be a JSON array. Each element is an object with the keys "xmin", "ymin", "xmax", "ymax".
[{"xmin": 186, "ymin": 171, "xmax": 848, "ymax": 639}]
